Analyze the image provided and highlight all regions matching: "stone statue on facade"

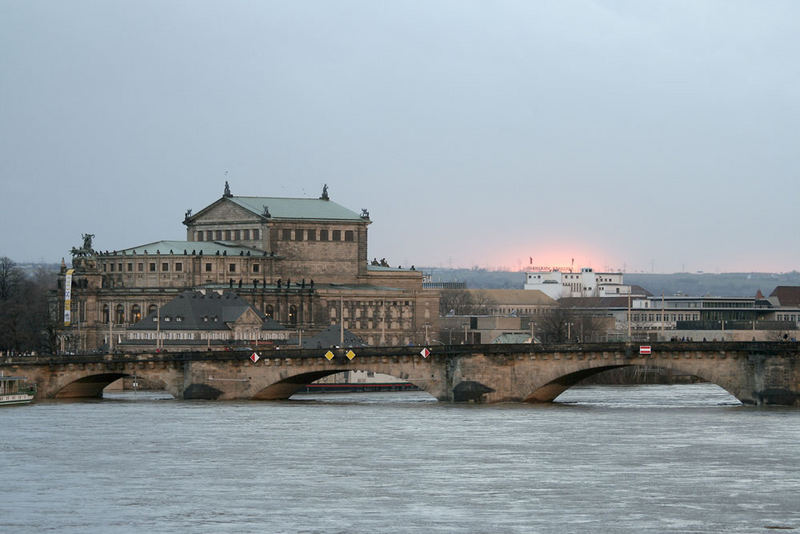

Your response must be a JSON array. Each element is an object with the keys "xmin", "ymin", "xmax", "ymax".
[
  {"xmin": 184, "ymin": 208, "xmax": 192, "ymax": 220},
  {"xmin": 361, "ymin": 208, "xmax": 369, "ymax": 219},
  {"xmin": 70, "ymin": 233, "xmax": 96, "ymax": 257},
  {"xmin": 224, "ymin": 180, "xmax": 232, "ymax": 198},
  {"xmin": 262, "ymin": 205, "xmax": 271, "ymax": 218},
  {"xmin": 320, "ymin": 184, "xmax": 329, "ymax": 201}
]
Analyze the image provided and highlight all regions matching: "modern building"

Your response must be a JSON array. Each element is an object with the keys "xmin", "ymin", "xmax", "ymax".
[
  {"xmin": 57, "ymin": 183, "xmax": 439, "ymax": 352},
  {"xmin": 524, "ymin": 266, "xmax": 641, "ymax": 300}
]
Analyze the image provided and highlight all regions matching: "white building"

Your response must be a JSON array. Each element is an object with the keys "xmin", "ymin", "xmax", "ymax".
[{"xmin": 524, "ymin": 267, "xmax": 635, "ymax": 299}]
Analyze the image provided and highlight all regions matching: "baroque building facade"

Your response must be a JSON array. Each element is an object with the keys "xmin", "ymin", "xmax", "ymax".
[{"xmin": 57, "ymin": 184, "xmax": 438, "ymax": 351}]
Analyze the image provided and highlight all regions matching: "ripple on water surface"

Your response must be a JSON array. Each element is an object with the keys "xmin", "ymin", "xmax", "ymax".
[{"xmin": 1, "ymin": 384, "xmax": 799, "ymax": 534}]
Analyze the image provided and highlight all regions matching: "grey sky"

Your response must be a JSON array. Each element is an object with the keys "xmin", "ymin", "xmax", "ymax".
[{"xmin": 1, "ymin": 1, "xmax": 798, "ymax": 273}]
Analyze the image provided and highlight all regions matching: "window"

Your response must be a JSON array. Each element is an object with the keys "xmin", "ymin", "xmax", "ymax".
[
  {"xmin": 175, "ymin": 262, "xmax": 183, "ymax": 272},
  {"xmin": 234, "ymin": 230, "xmax": 240, "ymax": 240},
  {"xmin": 307, "ymin": 229, "xmax": 316, "ymax": 241},
  {"xmin": 138, "ymin": 263, "xmax": 144, "ymax": 272},
  {"xmin": 205, "ymin": 263, "xmax": 212, "ymax": 272},
  {"xmin": 229, "ymin": 263, "xmax": 236, "ymax": 273},
  {"xmin": 344, "ymin": 230, "xmax": 354, "ymax": 242},
  {"xmin": 293, "ymin": 230, "xmax": 303, "ymax": 241},
  {"xmin": 132, "ymin": 305, "xmax": 141, "ymax": 323},
  {"xmin": 253, "ymin": 264, "xmax": 260, "ymax": 273},
  {"xmin": 127, "ymin": 263, "xmax": 133, "ymax": 272},
  {"xmin": 265, "ymin": 304, "xmax": 273, "ymax": 318},
  {"xmin": 282, "ymin": 229, "xmax": 292, "ymax": 240},
  {"xmin": 197, "ymin": 231, "xmax": 204, "ymax": 241},
  {"xmin": 206, "ymin": 230, "xmax": 213, "ymax": 241},
  {"xmin": 225, "ymin": 230, "xmax": 231, "ymax": 240},
  {"xmin": 149, "ymin": 263, "xmax": 156, "ymax": 272},
  {"xmin": 118, "ymin": 263, "xmax": 122, "ymax": 272},
  {"xmin": 215, "ymin": 230, "xmax": 222, "ymax": 240},
  {"xmin": 252, "ymin": 229, "xmax": 259, "ymax": 240},
  {"xmin": 110, "ymin": 263, "xmax": 115, "ymax": 272},
  {"xmin": 320, "ymin": 230, "xmax": 329, "ymax": 241},
  {"xmin": 332, "ymin": 230, "xmax": 341, "ymax": 241},
  {"xmin": 243, "ymin": 229, "xmax": 250, "ymax": 240},
  {"xmin": 162, "ymin": 262, "xmax": 169, "ymax": 272}
]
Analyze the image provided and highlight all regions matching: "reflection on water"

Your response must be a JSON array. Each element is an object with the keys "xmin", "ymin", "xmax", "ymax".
[{"xmin": 3, "ymin": 384, "xmax": 799, "ymax": 533}]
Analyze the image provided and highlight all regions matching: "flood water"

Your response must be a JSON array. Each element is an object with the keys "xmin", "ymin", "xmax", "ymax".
[{"xmin": 2, "ymin": 384, "xmax": 800, "ymax": 533}]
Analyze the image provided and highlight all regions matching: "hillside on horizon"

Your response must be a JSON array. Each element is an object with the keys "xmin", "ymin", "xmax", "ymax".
[{"xmin": 421, "ymin": 267, "xmax": 800, "ymax": 298}]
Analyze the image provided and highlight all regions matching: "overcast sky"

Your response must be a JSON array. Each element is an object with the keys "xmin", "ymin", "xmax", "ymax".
[{"xmin": 1, "ymin": 1, "xmax": 798, "ymax": 273}]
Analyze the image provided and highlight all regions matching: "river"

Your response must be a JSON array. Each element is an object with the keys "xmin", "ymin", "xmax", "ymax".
[{"xmin": 2, "ymin": 384, "xmax": 799, "ymax": 533}]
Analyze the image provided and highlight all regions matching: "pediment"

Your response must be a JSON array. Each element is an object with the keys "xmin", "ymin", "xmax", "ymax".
[
  {"xmin": 232, "ymin": 308, "xmax": 265, "ymax": 327},
  {"xmin": 189, "ymin": 198, "xmax": 262, "ymax": 225}
]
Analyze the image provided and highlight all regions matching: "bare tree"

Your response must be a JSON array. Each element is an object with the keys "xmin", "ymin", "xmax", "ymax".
[
  {"xmin": 0, "ymin": 260, "xmax": 57, "ymax": 353},
  {"xmin": 439, "ymin": 289, "xmax": 496, "ymax": 316},
  {"xmin": 536, "ymin": 306, "xmax": 608, "ymax": 343}
]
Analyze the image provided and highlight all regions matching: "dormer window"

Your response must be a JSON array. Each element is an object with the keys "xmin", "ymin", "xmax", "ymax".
[
  {"xmin": 176, "ymin": 316, "xmax": 183, "ymax": 322},
  {"xmin": 164, "ymin": 316, "xmax": 171, "ymax": 322}
]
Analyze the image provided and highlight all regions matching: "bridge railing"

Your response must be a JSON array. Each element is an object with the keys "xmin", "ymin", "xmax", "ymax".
[{"xmin": 1, "ymin": 341, "xmax": 798, "ymax": 366}]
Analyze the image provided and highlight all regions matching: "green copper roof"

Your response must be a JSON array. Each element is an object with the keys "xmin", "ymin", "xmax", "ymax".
[
  {"xmin": 108, "ymin": 240, "xmax": 269, "ymax": 256},
  {"xmin": 230, "ymin": 196, "xmax": 365, "ymax": 221}
]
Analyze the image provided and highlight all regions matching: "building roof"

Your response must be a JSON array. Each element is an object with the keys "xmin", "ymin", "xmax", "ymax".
[
  {"xmin": 130, "ymin": 290, "xmax": 286, "ymax": 331},
  {"xmin": 769, "ymin": 286, "xmax": 800, "ymax": 307},
  {"xmin": 491, "ymin": 333, "xmax": 533, "ymax": 344},
  {"xmin": 466, "ymin": 289, "xmax": 556, "ymax": 306},
  {"xmin": 558, "ymin": 296, "xmax": 632, "ymax": 308},
  {"xmin": 229, "ymin": 196, "xmax": 364, "ymax": 222},
  {"xmin": 298, "ymin": 324, "xmax": 368, "ymax": 349},
  {"xmin": 108, "ymin": 240, "xmax": 267, "ymax": 257}
]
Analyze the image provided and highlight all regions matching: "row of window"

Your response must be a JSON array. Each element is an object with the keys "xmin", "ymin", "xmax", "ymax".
[
  {"xmin": 107, "ymin": 262, "xmax": 184, "ymax": 273},
  {"xmin": 126, "ymin": 331, "xmax": 287, "ymax": 341},
  {"xmin": 776, "ymin": 314, "xmax": 798, "ymax": 322},
  {"xmin": 282, "ymin": 229, "xmax": 355, "ymax": 242},
  {"xmin": 105, "ymin": 261, "xmax": 263, "ymax": 274},
  {"xmin": 196, "ymin": 229, "xmax": 261, "ymax": 241},
  {"xmin": 632, "ymin": 313, "xmax": 700, "ymax": 322}
]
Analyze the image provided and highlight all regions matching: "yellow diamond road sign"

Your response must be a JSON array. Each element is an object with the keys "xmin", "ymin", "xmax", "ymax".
[
  {"xmin": 346, "ymin": 350, "xmax": 356, "ymax": 360},
  {"xmin": 324, "ymin": 350, "xmax": 335, "ymax": 361}
]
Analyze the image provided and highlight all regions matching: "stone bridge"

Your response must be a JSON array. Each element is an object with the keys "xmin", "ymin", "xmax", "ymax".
[{"xmin": 2, "ymin": 342, "xmax": 799, "ymax": 406}]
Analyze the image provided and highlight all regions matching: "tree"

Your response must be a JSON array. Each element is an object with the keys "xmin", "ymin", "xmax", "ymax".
[
  {"xmin": 535, "ymin": 305, "xmax": 606, "ymax": 343},
  {"xmin": 0, "ymin": 259, "xmax": 58, "ymax": 353},
  {"xmin": 439, "ymin": 289, "xmax": 496, "ymax": 316}
]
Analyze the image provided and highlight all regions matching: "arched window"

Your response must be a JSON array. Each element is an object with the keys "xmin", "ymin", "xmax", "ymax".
[
  {"xmin": 102, "ymin": 304, "xmax": 109, "ymax": 324},
  {"xmin": 131, "ymin": 304, "xmax": 141, "ymax": 323},
  {"xmin": 148, "ymin": 304, "xmax": 157, "ymax": 316},
  {"xmin": 264, "ymin": 304, "xmax": 273, "ymax": 318},
  {"xmin": 115, "ymin": 304, "xmax": 125, "ymax": 324},
  {"xmin": 289, "ymin": 304, "xmax": 297, "ymax": 326}
]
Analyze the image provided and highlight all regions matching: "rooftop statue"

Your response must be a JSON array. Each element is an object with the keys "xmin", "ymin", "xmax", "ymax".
[
  {"xmin": 70, "ymin": 233, "xmax": 96, "ymax": 257},
  {"xmin": 224, "ymin": 180, "xmax": 232, "ymax": 198},
  {"xmin": 320, "ymin": 184, "xmax": 329, "ymax": 201}
]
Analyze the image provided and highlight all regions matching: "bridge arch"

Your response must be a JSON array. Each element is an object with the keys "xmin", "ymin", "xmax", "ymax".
[
  {"xmin": 251, "ymin": 369, "xmax": 437, "ymax": 401},
  {"xmin": 53, "ymin": 372, "xmax": 177, "ymax": 399},
  {"xmin": 524, "ymin": 362, "xmax": 742, "ymax": 403},
  {"xmin": 55, "ymin": 372, "xmax": 132, "ymax": 398}
]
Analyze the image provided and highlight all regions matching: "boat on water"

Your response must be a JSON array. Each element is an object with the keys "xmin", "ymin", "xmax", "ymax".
[{"xmin": 0, "ymin": 373, "xmax": 36, "ymax": 406}]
